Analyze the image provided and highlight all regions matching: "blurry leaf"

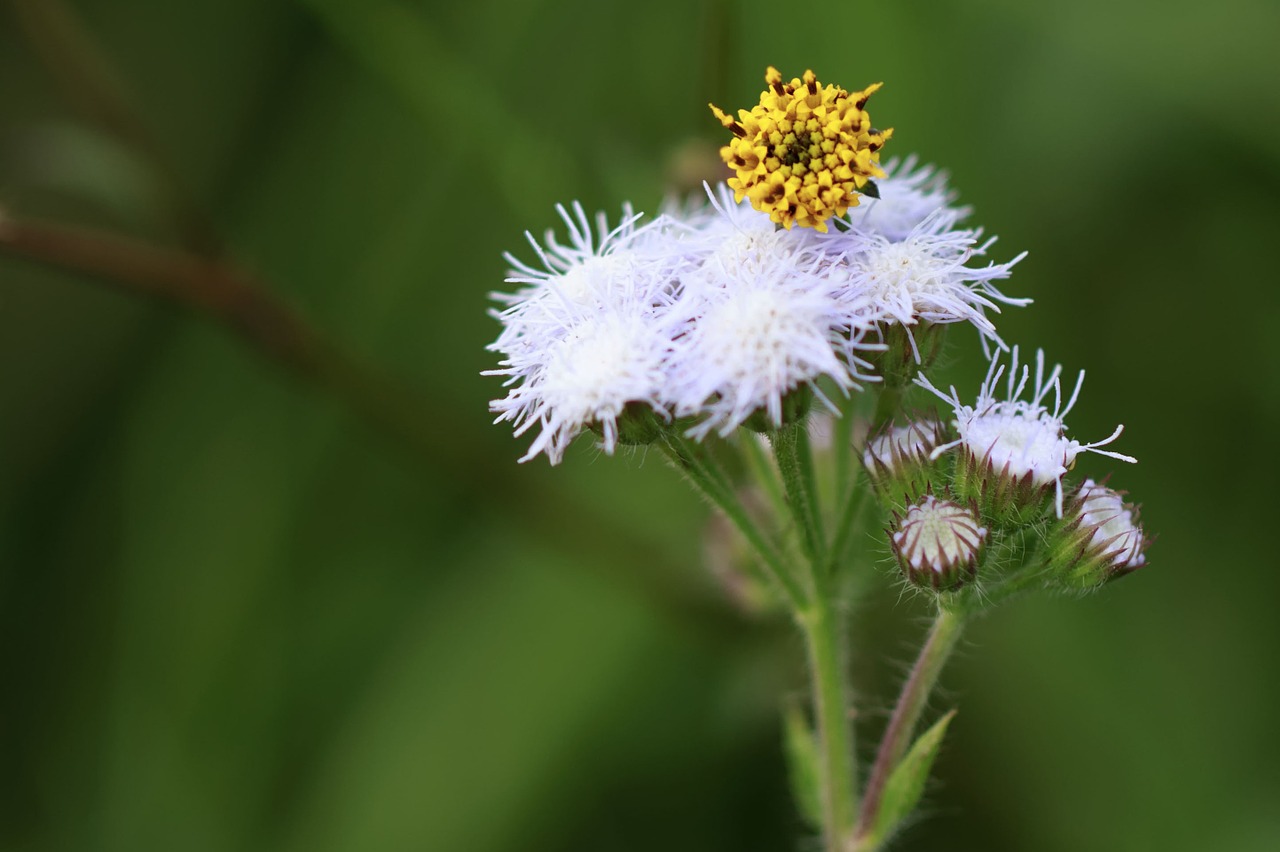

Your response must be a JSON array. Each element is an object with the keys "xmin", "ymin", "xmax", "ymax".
[
  {"xmin": 867, "ymin": 709, "xmax": 956, "ymax": 847},
  {"xmin": 782, "ymin": 699, "xmax": 823, "ymax": 830},
  {"xmin": 1, "ymin": 122, "xmax": 158, "ymax": 225}
]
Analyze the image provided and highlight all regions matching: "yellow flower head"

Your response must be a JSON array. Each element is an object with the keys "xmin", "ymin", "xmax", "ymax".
[{"xmin": 710, "ymin": 67, "xmax": 893, "ymax": 233}]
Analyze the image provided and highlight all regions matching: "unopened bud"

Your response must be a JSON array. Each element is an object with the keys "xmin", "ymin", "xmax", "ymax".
[
  {"xmin": 1045, "ymin": 479, "xmax": 1148, "ymax": 591},
  {"xmin": 863, "ymin": 417, "xmax": 948, "ymax": 504},
  {"xmin": 890, "ymin": 495, "xmax": 987, "ymax": 590}
]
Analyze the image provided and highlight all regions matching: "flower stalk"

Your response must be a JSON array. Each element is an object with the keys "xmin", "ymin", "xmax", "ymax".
[
  {"xmin": 800, "ymin": 592, "xmax": 858, "ymax": 850},
  {"xmin": 772, "ymin": 422, "xmax": 827, "ymax": 569},
  {"xmin": 856, "ymin": 606, "xmax": 966, "ymax": 844}
]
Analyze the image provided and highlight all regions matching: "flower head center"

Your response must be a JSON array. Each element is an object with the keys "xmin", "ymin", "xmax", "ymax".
[
  {"xmin": 963, "ymin": 404, "xmax": 1071, "ymax": 485},
  {"xmin": 860, "ymin": 241, "xmax": 947, "ymax": 298},
  {"xmin": 778, "ymin": 130, "xmax": 816, "ymax": 168}
]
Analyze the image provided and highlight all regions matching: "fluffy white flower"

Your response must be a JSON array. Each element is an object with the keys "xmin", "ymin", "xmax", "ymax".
[
  {"xmin": 491, "ymin": 202, "xmax": 687, "ymax": 344},
  {"xmin": 917, "ymin": 347, "xmax": 1137, "ymax": 515},
  {"xmin": 847, "ymin": 154, "xmax": 971, "ymax": 240},
  {"xmin": 495, "ymin": 202, "xmax": 643, "ymax": 308},
  {"xmin": 660, "ymin": 182, "xmax": 794, "ymax": 263},
  {"xmin": 827, "ymin": 214, "xmax": 1029, "ymax": 352},
  {"xmin": 487, "ymin": 203, "xmax": 688, "ymax": 463},
  {"xmin": 489, "ymin": 308, "xmax": 672, "ymax": 463},
  {"xmin": 1076, "ymin": 479, "xmax": 1146, "ymax": 569},
  {"xmin": 663, "ymin": 218, "xmax": 866, "ymax": 438}
]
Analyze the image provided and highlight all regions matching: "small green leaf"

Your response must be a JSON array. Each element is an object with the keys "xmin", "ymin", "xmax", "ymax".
[
  {"xmin": 782, "ymin": 701, "xmax": 823, "ymax": 830},
  {"xmin": 870, "ymin": 710, "xmax": 957, "ymax": 845}
]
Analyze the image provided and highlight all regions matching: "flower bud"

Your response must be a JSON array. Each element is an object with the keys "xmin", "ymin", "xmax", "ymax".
[
  {"xmin": 890, "ymin": 495, "xmax": 987, "ymax": 590},
  {"xmin": 1044, "ymin": 479, "xmax": 1149, "ymax": 591},
  {"xmin": 863, "ymin": 417, "xmax": 948, "ymax": 504}
]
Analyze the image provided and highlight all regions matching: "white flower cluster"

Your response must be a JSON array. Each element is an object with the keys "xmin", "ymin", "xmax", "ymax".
[{"xmin": 487, "ymin": 158, "xmax": 1028, "ymax": 463}]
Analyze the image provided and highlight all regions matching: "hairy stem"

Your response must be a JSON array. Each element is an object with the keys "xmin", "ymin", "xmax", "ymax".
[
  {"xmin": 825, "ymin": 464, "xmax": 870, "ymax": 576},
  {"xmin": 738, "ymin": 431, "xmax": 788, "ymax": 523},
  {"xmin": 856, "ymin": 606, "xmax": 966, "ymax": 840},
  {"xmin": 800, "ymin": 593, "xmax": 857, "ymax": 851},
  {"xmin": 772, "ymin": 423, "xmax": 825, "ymax": 568},
  {"xmin": 827, "ymin": 378, "xmax": 899, "ymax": 575},
  {"xmin": 773, "ymin": 419, "xmax": 859, "ymax": 850},
  {"xmin": 832, "ymin": 393, "xmax": 859, "ymax": 509}
]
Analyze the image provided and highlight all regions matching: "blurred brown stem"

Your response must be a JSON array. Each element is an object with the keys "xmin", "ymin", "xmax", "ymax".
[{"xmin": 0, "ymin": 212, "xmax": 446, "ymax": 451}]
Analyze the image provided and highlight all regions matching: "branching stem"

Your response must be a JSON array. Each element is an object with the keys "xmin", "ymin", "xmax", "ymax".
[{"xmin": 660, "ymin": 436, "xmax": 808, "ymax": 610}]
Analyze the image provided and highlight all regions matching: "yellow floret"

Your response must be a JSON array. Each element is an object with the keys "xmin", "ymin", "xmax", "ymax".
[{"xmin": 709, "ymin": 67, "xmax": 892, "ymax": 232}]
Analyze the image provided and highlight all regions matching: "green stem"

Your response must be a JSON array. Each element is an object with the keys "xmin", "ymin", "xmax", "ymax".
[
  {"xmin": 739, "ymin": 431, "xmax": 788, "ymax": 523},
  {"xmin": 772, "ymin": 423, "xmax": 824, "ymax": 568},
  {"xmin": 832, "ymin": 393, "xmax": 859, "ymax": 506},
  {"xmin": 800, "ymin": 594, "xmax": 857, "ymax": 851},
  {"xmin": 825, "ymin": 463, "xmax": 871, "ymax": 576},
  {"xmin": 856, "ymin": 606, "xmax": 966, "ymax": 842},
  {"xmin": 827, "ymin": 378, "xmax": 899, "ymax": 576},
  {"xmin": 660, "ymin": 436, "xmax": 807, "ymax": 610},
  {"xmin": 796, "ymin": 424, "xmax": 825, "ymax": 545}
]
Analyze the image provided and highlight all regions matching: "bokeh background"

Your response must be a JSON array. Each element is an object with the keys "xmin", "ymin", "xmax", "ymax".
[{"xmin": 2, "ymin": 1, "xmax": 1278, "ymax": 850}]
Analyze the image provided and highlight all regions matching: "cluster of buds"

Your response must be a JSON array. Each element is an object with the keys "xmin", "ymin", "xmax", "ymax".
[{"xmin": 877, "ymin": 349, "xmax": 1148, "ymax": 598}]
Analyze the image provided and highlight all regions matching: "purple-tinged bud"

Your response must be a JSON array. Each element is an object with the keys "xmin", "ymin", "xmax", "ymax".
[
  {"xmin": 863, "ymin": 417, "xmax": 948, "ymax": 504},
  {"xmin": 1045, "ymin": 479, "xmax": 1149, "ymax": 591},
  {"xmin": 890, "ymin": 495, "xmax": 987, "ymax": 590}
]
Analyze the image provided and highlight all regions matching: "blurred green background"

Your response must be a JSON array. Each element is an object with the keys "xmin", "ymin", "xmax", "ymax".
[{"xmin": 2, "ymin": 1, "xmax": 1278, "ymax": 850}]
